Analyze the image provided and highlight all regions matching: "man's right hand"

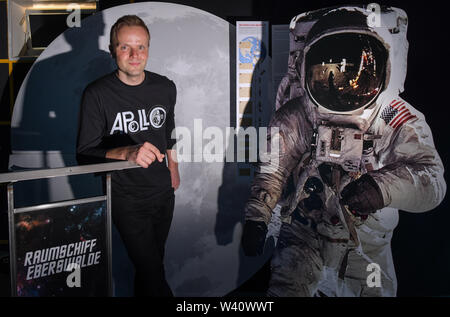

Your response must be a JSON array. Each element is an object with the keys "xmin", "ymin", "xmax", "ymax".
[
  {"xmin": 241, "ymin": 220, "xmax": 268, "ymax": 256},
  {"xmin": 127, "ymin": 142, "xmax": 165, "ymax": 168}
]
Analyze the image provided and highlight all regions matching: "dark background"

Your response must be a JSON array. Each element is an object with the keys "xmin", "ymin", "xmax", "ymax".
[{"xmin": 0, "ymin": 0, "xmax": 449, "ymax": 297}]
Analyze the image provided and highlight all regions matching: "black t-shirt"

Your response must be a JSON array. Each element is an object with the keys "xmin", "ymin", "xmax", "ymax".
[{"xmin": 77, "ymin": 70, "xmax": 176, "ymax": 198}]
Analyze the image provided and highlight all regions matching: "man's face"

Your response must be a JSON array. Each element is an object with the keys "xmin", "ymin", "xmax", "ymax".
[{"xmin": 114, "ymin": 25, "xmax": 149, "ymax": 80}]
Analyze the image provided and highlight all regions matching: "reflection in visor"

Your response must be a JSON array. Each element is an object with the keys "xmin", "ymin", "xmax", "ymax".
[{"xmin": 306, "ymin": 33, "xmax": 387, "ymax": 112}]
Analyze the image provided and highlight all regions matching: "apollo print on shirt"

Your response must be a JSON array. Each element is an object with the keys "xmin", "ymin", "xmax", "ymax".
[{"xmin": 109, "ymin": 106, "xmax": 167, "ymax": 135}]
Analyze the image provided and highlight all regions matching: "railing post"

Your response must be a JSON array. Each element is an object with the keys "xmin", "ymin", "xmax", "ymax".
[
  {"xmin": 7, "ymin": 183, "xmax": 16, "ymax": 297},
  {"xmin": 106, "ymin": 173, "xmax": 113, "ymax": 297}
]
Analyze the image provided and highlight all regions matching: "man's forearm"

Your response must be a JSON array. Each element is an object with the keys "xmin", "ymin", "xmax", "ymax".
[
  {"xmin": 166, "ymin": 149, "xmax": 178, "ymax": 169},
  {"xmin": 106, "ymin": 145, "xmax": 137, "ymax": 161},
  {"xmin": 166, "ymin": 149, "xmax": 180, "ymax": 190}
]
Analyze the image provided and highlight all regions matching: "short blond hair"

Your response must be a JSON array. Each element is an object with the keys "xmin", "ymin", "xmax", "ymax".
[{"xmin": 109, "ymin": 15, "xmax": 150, "ymax": 57}]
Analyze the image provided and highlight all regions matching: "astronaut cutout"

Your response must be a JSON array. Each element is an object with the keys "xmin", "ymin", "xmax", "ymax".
[{"xmin": 242, "ymin": 5, "xmax": 446, "ymax": 296}]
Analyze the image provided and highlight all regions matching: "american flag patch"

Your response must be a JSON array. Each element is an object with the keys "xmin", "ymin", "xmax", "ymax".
[{"xmin": 380, "ymin": 99, "xmax": 416, "ymax": 129}]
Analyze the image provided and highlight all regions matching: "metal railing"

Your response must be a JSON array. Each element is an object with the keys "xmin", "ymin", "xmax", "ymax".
[
  {"xmin": 0, "ymin": 161, "xmax": 139, "ymax": 183},
  {"xmin": 0, "ymin": 161, "xmax": 140, "ymax": 297}
]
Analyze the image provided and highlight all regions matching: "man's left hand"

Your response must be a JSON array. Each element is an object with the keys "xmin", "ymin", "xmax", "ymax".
[
  {"xmin": 166, "ymin": 149, "xmax": 180, "ymax": 191},
  {"xmin": 169, "ymin": 166, "xmax": 180, "ymax": 191},
  {"xmin": 340, "ymin": 174, "xmax": 384, "ymax": 216}
]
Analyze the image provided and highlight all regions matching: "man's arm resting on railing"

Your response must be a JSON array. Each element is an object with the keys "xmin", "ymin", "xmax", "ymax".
[{"xmin": 105, "ymin": 142, "xmax": 165, "ymax": 169}]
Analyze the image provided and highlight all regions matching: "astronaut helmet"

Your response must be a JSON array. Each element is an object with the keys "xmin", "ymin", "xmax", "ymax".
[
  {"xmin": 305, "ymin": 32, "xmax": 388, "ymax": 113},
  {"xmin": 276, "ymin": 5, "xmax": 409, "ymax": 118}
]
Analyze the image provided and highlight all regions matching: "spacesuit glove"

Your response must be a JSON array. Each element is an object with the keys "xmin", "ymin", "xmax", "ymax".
[
  {"xmin": 340, "ymin": 174, "xmax": 384, "ymax": 216},
  {"xmin": 241, "ymin": 220, "xmax": 268, "ymax": 256}
]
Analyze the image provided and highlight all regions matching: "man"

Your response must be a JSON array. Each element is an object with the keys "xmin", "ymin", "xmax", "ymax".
[
  {"xmin": 77, "ymin": 15, "xmax": 179, "ymax": 296},
  {"xmin": 241, "ymin": 5, "xmax": 446, "ymax": 296}
]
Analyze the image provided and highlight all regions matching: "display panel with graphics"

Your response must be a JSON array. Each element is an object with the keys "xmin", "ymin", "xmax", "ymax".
[{"xmin": 14, "ymin": 199, "xmax": 108, "ymax": 296}]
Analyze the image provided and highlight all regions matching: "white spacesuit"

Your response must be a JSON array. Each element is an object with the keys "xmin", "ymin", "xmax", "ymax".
[{"xmin": 241, "ymin": 5, "xmax": 446, "ymax": 296}]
